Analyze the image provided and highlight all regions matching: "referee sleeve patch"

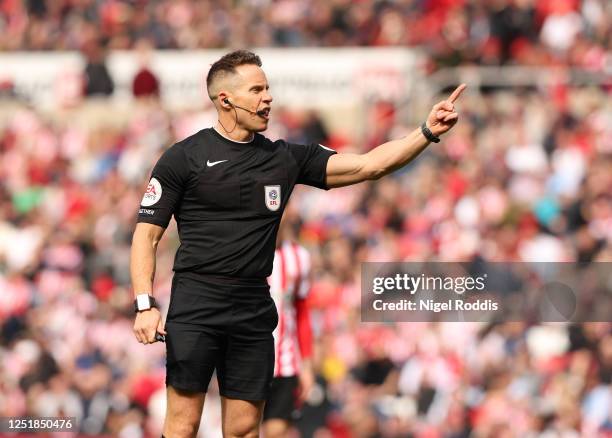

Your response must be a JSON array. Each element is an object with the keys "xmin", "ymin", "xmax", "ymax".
[{"xmin": 141, "ymin": 177, "xmax": 163, "ymax": 206}]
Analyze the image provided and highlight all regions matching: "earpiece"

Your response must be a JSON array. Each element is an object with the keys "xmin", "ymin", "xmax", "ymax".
[{"xmin": 223, "ymin": 98, "xmax": 230, "ymax": 105}]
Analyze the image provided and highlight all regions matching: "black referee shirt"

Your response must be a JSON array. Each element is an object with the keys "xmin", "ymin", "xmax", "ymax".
[{"xmin": 137, "ymin": 128, "xmax": 336, "ymax": 279}]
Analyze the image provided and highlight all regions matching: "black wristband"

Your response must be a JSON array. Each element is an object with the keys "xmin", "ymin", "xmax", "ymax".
[{"xmin": 421, "ymin": 122, "xmax": 440, "ymax": 143}]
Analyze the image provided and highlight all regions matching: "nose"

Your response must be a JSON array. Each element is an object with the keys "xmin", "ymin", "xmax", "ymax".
[{"xmin": 263, "ymin": 89, "xmax": 273, "ymax": 104}]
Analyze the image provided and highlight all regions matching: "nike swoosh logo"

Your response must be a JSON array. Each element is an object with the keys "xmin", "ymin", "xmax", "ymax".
[{"xmin": 207, "ymin": 159, "xmax": 228, "ymax": 167}]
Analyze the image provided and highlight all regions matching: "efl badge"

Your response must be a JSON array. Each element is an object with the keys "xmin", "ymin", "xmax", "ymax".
[
  {"xmin": 264, "ymin": 185, "xmax": 281, "ymax": 211},
  {"xmin": 141, "ymin": 177, "xmax": 162, "ymax": 206}
]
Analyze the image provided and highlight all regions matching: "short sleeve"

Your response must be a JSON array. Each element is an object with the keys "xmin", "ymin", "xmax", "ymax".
[
  {"xmin": 137, "ymin": 145, "xmax": 189, "ymax": 227},
  {"xmin": 288, "ymin": 143, "xmax": 337, "ymax": 190}
]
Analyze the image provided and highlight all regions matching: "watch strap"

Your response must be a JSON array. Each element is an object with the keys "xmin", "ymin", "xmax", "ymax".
[{"xmin": 421, "ymin": 122, "xmax": 440, "ymax": 143}]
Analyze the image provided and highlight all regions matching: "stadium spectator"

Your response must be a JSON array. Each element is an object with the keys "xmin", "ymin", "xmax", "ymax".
[
  {"xmin": 82, "ymin": 38, "xmax": 114, "ymax": 97},
  {"xmin": 132, "ymin": 38, "xmax": 160, "ymax": 99}
]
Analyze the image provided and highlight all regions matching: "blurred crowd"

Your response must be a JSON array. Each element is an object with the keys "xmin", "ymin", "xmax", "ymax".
[
  {"xmin": 0, "ymin": 76, "xmax": 610, "ymax": 436},
  {"xmin": 0, "ymin": 0, "xmax": 610, "ymax": 69},
  {"xmin": 0, "ymin": 3, "xmax": 611, "ymax": 435}
]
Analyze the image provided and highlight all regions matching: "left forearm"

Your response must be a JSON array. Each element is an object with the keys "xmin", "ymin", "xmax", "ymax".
[
  {"xmin": 364, "ymin": 127, "xmax": 430, "ymax": 179},
  {"xmin": 295, "ymin": 297, "xmax": 313, "ymax": 359}
]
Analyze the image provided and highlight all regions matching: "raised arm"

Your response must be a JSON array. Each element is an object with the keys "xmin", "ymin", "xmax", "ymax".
[
  {"xmin": 326, "ymin": 84, "xmax": 466, "ymax": 188},
  {"xmin": 130, "ymin": 222, "xmax": 167, "ymax": 344}
]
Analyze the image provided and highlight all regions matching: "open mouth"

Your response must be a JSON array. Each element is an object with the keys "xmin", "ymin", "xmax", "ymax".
[{"xmin": 259, "ymin": 108, "xmax": 271, "ymax": 119}]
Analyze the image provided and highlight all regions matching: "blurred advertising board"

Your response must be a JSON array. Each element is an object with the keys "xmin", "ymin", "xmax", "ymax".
[{"xmin": 0, "ymin": 48, "xmax": 422, "ymax": 109}]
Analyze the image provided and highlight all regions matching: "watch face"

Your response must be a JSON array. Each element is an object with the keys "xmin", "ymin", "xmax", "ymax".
[{"xmin": 136, "ymin": 294, "xmax": 152, "ymax": 310}]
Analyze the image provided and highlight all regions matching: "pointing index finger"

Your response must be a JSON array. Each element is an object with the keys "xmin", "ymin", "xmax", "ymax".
[{"xmin": 448, "ymin": 83, "xmax": 467, "ymax": 103}]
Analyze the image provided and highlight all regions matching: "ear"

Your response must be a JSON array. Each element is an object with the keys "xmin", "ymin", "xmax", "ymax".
[{"xmin": 218, "ymin": 92, "xmax": 231, "ymax": 109}]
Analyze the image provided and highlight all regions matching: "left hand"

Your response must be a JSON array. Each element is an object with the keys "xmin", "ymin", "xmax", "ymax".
[
  {"xmin": 297, "ymin": 363, "xmax": 315, "ymax": 402},
  {"xmin": 426, "ymin": 83, "xmax": 467, "ymax": 137}
]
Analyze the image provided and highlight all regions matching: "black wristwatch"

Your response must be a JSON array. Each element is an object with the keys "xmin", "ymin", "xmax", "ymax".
[
  {"xmin": 134, "ymin": 294, "xmax": 157, "ymax": 313},
  {"xmin": 421, "ymin": 122, "xmax": 440, "ymax": 143}
]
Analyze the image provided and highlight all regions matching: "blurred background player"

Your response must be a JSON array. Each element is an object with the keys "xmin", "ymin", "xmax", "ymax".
[{"xmin": 264, "ymin": 218, "xmax": 315, "ymax": 438}]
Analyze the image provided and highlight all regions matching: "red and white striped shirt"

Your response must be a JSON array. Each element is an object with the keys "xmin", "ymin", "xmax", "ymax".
[{"xmin": 267, "ymin": 241, "xmax": 313, "ymax": 377}]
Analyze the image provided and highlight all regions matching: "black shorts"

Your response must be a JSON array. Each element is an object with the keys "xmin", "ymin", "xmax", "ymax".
[
  {"xmin": 164, "ymin": 272, "xmax": 279, "ymax": 401},
  {"xmin": 263, "ymin": 376, "xmax": 299, "ymax": 421}
]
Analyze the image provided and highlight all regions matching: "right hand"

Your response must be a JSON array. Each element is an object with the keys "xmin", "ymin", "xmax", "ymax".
[{"xmin": 133, "ymin": 307, "xmax": 166, "ymax": 344}]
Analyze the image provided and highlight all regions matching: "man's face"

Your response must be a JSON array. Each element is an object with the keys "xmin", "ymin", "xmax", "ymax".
[{"xmin": 227, "ymin": 64, "xmax": 273, "ymax": 132}]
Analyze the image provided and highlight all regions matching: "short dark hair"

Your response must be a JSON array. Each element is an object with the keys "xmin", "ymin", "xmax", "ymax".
[{"xmin": 206, "ymin": 50, "xmax": 262, "ymax": 100}]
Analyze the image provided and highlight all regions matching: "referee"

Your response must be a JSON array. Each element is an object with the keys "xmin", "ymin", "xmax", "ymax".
[{"xmin": 130, "ymin": 50, "xmax": 465, "ymax": 438}]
